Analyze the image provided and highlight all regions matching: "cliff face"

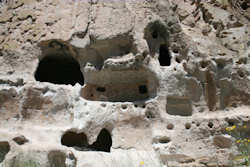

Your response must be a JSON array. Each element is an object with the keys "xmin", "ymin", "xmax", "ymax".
[{"xmin": 0, "ymin": 0, "xmax": 249, "ymax": 166}]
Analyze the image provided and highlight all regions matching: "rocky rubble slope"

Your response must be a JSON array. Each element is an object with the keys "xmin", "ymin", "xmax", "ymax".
[{"xmin": 0, "ymin": 0, "xmax": 249, "ymax": 166}]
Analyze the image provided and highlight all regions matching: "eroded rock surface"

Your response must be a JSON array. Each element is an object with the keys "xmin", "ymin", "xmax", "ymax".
[{"xmin": 0, "ymin": 0, "xmax": 249, "ymax": 166}]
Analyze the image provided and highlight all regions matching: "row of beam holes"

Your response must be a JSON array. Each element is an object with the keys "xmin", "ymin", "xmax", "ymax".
[
  {"xmin": 104, "ymin": 103, "xmax": 147, "ymax": 112},
  {"xmin": 95, "ymin": 85, "xmax": 149, "ymax": 97},
  {"xmin": 120, "ymin": 104, "xmax": 147, "ymax": 110},
  {"xmin": 61, "ymin": 129, "xmax": 112, "ymax": 152},
  {"xmin": 166, "ymin": 121, "xmax": 214, "ymax": 130},
  {"xmin": 164, "ymin": 121, "xmax": 214, "ymax": 145},
  {"xmin": 166, "ymin": 122, "xmax": 211, "ymax": 145}
]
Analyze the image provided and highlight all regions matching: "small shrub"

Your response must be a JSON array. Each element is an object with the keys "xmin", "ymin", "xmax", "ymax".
[
  {"xmin": 226, "ymin": 124, "xmax": 250, "ymax": 166},
  {"xmin": 20, "ymin": 160, "xmax": 40, "ymax": 167}
]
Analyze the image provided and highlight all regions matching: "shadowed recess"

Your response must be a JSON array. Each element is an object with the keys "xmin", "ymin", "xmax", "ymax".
[
  {"xmin": 89, "ymin": 129, "xmax": 112, "ymax": 152},
  {"xmin": 144, "ymin": 20, "xmax": 169, "ymax": 54},
  {"xmin": 0, "ymin": 141, "xmax": 10, "ymax": 163},
  {"xmin": 81, "ymin": 69, "xmax": 158, "ymax": 102},
  {"xmin": 35, "ymin": 55, "xmax": 84, "ymax": 85},
  {"xmin": 61, "ymin": 131, "xmax": 88, "ymax": 148},
  {"xmin": 166, "ymin": 96, "xmax": 192, "ymax": 116},
  {"xmin": 241, "ymin": 1, "xmax": 248, "ymax": 10},
  {"xmin": 61, "ymin": 129, "xmax": 112, "ymax": 153},
  {"xmin": 159, "ymin": 45, "xmax": 171, "ymax": 66}
]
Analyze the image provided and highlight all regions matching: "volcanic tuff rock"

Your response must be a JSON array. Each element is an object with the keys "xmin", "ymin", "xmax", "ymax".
[{"xmin": 0, "ymin": 0, "xmax": 249, "ymax": 166}]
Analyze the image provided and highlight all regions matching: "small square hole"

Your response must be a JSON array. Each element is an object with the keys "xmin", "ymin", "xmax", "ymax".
[
  {"xmin": 139, "ymin": 85, "xmax": 148, "ymax": 94},
  {"xmin": 96, "ymin": 87, "xmax": 106, "ymax": 92}
]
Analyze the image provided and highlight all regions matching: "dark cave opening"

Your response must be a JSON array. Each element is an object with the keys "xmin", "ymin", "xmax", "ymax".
[
  {"xmin": 241, "ymin": 2, "xmax": 248, "ymax": 10},
  {"xmin": 138, "ymin": 85, "xmax": 148, "ymax": 94},
  {"xmin": 152, "ymin": 30, "xmax": 158, "ymax": 39},
  {"xmin": 61, "ymin": 131, "xmax": 88, "ymax": 148},
  {"xmin": 35, "ymin": 55, "xmax": 84, "ymax": 85},
  {"xmin": 96, "ymin": 87, "xmax": 106, "ymax": 92},
  {"xmin": 89, "ymin": 129, "xmax": 112, "ymax": 152},
  {"xmin": 159, "ymin": 45, "xmax": 171, "ymax": 66},
  {"xmin": 61, "ymin": 129, "xmax": 112, "ymax": 153}
]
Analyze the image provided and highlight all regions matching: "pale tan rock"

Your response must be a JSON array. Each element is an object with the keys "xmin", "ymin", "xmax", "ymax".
[
  {"xmin": 0, "ymin": 0, "xmax": 249, "ymax": 167},
  {"xmin": 0, "ymin": 12, "xmax": 13, "ymax": 23},
  {"xmin": 213, "ymin": 135, "xmax": 232, "ymax": 148},
  {"xmin": 17, "ymin": 9, "xmax": 36, "ymax": 21}
]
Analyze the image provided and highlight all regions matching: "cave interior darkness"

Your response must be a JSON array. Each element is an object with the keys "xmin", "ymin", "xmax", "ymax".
[
  {"xmin": 61, "ymin": 129, "xmax": 112, "ymax": 152},
  {"xmin": 159, "ymin": 45, "xmax": 171, "ymax": 66},
  {"xmin": 35, "ymin": 55, "xmax": 84, "ymax": 85}
]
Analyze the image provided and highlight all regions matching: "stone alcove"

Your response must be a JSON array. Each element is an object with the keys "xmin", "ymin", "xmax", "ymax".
[
  {"xmin": 81, "ymin": 69, "xmax": 158, "ymax": 102},
  {"xmin": 144, "ymin": 20, "xmax": 172, "ymax": 67},
  {"xmin": 61, "ymin": 131, "xmax": 88, "ymax": 148},
  {"xmin": 89, "ymin": 129, "xmax": 112, "ymax": 152},
  {"xmin": 166, "ymin": 96, "xmax": 192, "ymax": 116},
  {"xmin": 61, "ymin": 129, "xmax": 112, "ymax": 152},
  {"xmin": 35, "ymin": 40, "xmax": 84, "ymax": 86}
]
